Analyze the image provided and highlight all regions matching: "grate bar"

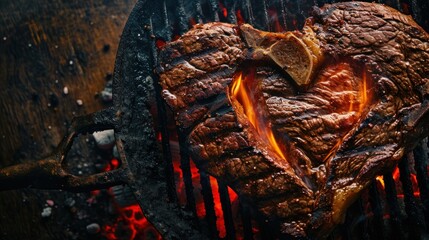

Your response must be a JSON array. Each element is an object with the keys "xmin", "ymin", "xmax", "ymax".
[
  {"xmin": 383, "ymin": 170, "xmax": 405, "ymax": 239},
  {"xmin": 192, "ymin": 0, "xmax": 204, "ymax": 24},
  {"xmin": 208, "ymin": 0, "xmax": 220, "ymax": 22},
  {"xmin": 360, "ymin": 197, "xmax": 370, "ymax": 240},
  {"xmin": 279, "ymin": 0, "xmax": 289, "ymax": 30},
  {"xmin": 162, "ymin": 0, "xmax": 170, "ymax": 38},
  {"xmin": 294, "ymin": 0, "xmax": 303, "ymax": 26},
  {"xmin": 200, "ymin": 171, "xmax": 219, "ymax": 238},
  {"xmin": 413, "ymin": 140, "xmax": 429, "ymax": 227},
  {"xmin": 368, "ymin": 181, "xmax": 385, "ymax": 240},
  {"xmin": 149, "ymin": 16, "xmax": 178, "ymax": 203},
  {"xmin": 340, "ymin": 198, "xmax": 369, "ymax": 240},
  {"xmin": 175, "ymin": 0, "xmax": 189, "ymax": 34},
  {"xmin": 417, "ymin": 0, "xmax": 429, "ymax": 30},
  {"xmin": 248, "ymin": 0, "xmax": 269, "ymax": 30},
  {"xmin": 240, "ymin": 201, "xmax": 254, "ymax": 240},
  {"xmin": 411, "ymin": 0, "xmax": 422, "ymax": 24},
  {"xmin": 399, "ymin": 153, "xmax": 424, "ymax": 239},
  {"xmin": 178, "ymin": 129, "xmax": 198, "ymax": 217},
  {"xmin": 395, "ymin": 0, "xmax": 403, "ymax": 11},
  {"xmin": 243, "ymin": 0, "xmax": 255, "ymax": 25},
  {"xmin": 223, "ymin": 0, "xmax": 238, "ymax": 24},
  {"xmin": 218, "ymin": 180, "xmax": 236, "ymax": 239}
]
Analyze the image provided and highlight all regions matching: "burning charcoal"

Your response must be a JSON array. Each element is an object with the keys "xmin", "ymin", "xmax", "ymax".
[
  {"xmin": 86, "ymin": 223, "xmax": 100, "ymax": 234},
  {"xmin": 92, "ymin": 129, "xmax": 115, "ymax": 150},
  {"xmin": 157, "ymin": 2, "xmax": 429, "ymax": 238},
  {"xmin": 41, "ymin": 207, "xmax": 52, "ymax": 218}
]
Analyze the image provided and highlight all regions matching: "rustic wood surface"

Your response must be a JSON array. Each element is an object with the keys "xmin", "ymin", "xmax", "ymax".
[{"xmin": 0, "ymin": 1, "xmax": 136, "ymax": 239}]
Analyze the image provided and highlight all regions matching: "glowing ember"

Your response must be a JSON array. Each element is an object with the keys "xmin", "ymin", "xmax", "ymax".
[
  {"xmin": 155, "ymin": 39, "xmax": 166, "ymax": 49},
  {"xmin": 236, "ymin": 10, "xmax": 244, "ymax": 25},
  {"xmin": 268, "ymin": 9, "xmax": 284, "ymax": 32},
  {"xmin": 171, "ymin": 140, "xmax": 238, "ymax": 238},
  {"xmin": 102, "ymin": 204, "xmax": 162, "ymax": 240},
  {"xmin": 209, "ymin": 175, "xmax": 227, "ymax": 238},
  {"xmin": 375, "ymin": 165, "xmax": 423, "ymax": 198},
  {"xmin": 189, "ymin": 18, "xmax": 197, "ymax": 26},
  {"xmin": 219, "ymin": 2, "xmax": 228, "ymax": 18},
  {"xmin": 111, "ymin": 158, "xmax": 120, "ymax": 169},
  {"xmin": 230, "ymin": 72, "xmax": 286, "ymax": 160},
  {"xmin": 99, "ymin": 158, "xmax": 161, "ymax": 240}
]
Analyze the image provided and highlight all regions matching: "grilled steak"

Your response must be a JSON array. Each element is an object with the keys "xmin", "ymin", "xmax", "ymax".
[{"xmin": 157, "ymin": 2, "xmax": 429, "ymax": 238}]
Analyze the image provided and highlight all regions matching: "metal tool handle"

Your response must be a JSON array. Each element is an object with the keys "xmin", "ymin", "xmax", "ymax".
[{"xmin": 0, "ymin": 108, "xmax": 129, "ymax": 192}]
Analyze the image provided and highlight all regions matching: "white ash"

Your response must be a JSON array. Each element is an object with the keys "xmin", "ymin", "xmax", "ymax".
[
  {"xmin": 92, "ymin": 129, "xmax": 115, "ymax": 150},
  {"xmin": 86, "ymin": 223, "xmax": 100, "ymax": 234},
  {"xmin": 101, "ymin": 90, "xmax": 112, "ymax": 102},
  {"xmin": 101, "ymin": 80, "xmax": 113, "ymax": 103},
  {"xmin": 41, "ymin": 207, "xmax": 52, "ymax": 217}
]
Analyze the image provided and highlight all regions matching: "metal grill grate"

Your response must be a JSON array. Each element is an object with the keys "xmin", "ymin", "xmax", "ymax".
[{"xmin": 135, "ymin": 0, "xmax": 429, "ymax": 238}]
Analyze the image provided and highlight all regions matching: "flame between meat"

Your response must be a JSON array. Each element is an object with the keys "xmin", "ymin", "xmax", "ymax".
[
  {"xmin": 359, "ymin": 71, "xmax": 368, "ymax": 113},
  {"xmin": 324, "ymin": 69, "xmax": 372, "ymax": 162},
  {"xmin": 230, "ymin": 72, "xmax": 286, "ymax": 160}
]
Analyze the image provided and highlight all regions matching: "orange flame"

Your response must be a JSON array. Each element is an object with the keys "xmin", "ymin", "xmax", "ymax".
[
  {"xmin": 375, "ymin": 166, "xmax": 422, "ymax": 199},
  {"xmin": 346, "ymin": 69, "xmax": 370, "ymax": 114},
  {"xmin": 359, "ymin": 71, "xmax": 368, "ymax": 113},
  {"xmin": 324, "ymin": 69, "xmax": 372, "ymax": 162},
  {"xmin": 376, "ymin": 175, "xmax": 385, "ymax": 189},
  {"xmin": 230, "ymin": 72, "xmax": 286, "ymax": 160}
]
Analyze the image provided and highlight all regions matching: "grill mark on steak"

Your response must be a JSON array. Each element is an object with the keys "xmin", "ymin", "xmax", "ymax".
[
  {"xmin": 159, "ymin": 48, "xmax": 219, "ymax": 69},
  {"xmin": 163, "ymin": 72, "xmax": 233, "ymax": 109},
  {"xmin": 257, "ymin": 194, "xmax": 315, "ymax": 219},
  {"xmin": 190, "ymin": 131, "xmax": 251, "ymax": 160},
  {"xmin": 159, "ymin": 23, "xmax": 242, "ymax": 56},
  {"xmin": 205, "ymin": 152, "xmax": 276, "ymax": 182},
  {"xmin": 260, "ymin": 71, "xmax": 296, "ymax": 97},
  {"xmin": 189, "ymin": 111, "xmax": 240, "ymax": 141},
  {"xmin": 233, "ymin": 170, "xmax": 312, "ymax": 200},
  {"xmin": 158, "ymin": 23, "xmax": 244, "ymax": 91}
]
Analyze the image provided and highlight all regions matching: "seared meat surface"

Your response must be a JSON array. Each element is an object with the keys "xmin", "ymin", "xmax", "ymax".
[{"xmin": 157, "ymin": 2, "xmax": 429, "ymax": 238}]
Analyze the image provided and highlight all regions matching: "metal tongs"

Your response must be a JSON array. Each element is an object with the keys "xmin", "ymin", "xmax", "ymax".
[{"xmin": 0, "ymin": 108, "xmax": 128, "ymax": 192}]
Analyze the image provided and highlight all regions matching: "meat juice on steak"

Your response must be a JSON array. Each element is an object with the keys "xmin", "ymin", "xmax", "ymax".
[{"xmin": 156, "ymin": 2, "xmax": 429, "ymax": 238}]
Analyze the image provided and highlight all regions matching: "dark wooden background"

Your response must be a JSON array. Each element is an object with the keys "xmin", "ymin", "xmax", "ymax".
[{"xmin": 0, "ymin": 0, "xmax": 136, "ymax": 239}]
